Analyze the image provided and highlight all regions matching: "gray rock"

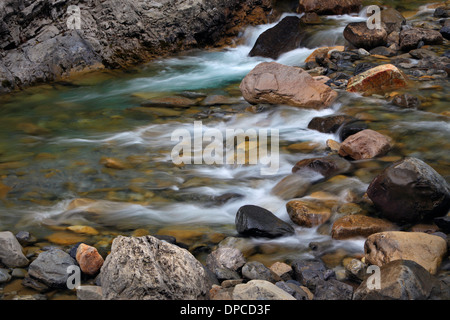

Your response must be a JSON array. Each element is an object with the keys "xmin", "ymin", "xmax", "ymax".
[
  {"xmin": 314, "ymin": 279, "xmax": 354, "ymax": 300},
  {"xmin": 241, "ymin": 261, "xmax": 281, "ymax": 283},
  {"xmin": 28, "ymin": 249, "xmax": 76, "ymax": 289},
  {"xmin": 345, "ymin": 259, "xmax": 367, "ymax": 282},
  {"xmin": 291, "ymin": 258, "xmax": 328, "ymax": 291},
  {"xmin": 15, "ymin": 231, "xmax": 36, "ymax": 246},
  {"xmin": 22, "ymin": 276, "xmax": 50, "ymax": 292},
  {"xmin": 276, "ymin": 281, "xmax": 311, "ymax": 300},
  {"xmin": 0, "ymin": 268, "xmax": 11, "ymax": 283},
  {"xmin": 100, "ymin": 235, "xmax": 211, "ymax": 300},
  {"xmin": 0, "ymin": 231, "xmax": 29, "ymax": 268},
  {"xmin": 77, "ymin": 285, "xmax": 103, "ymax": 300},
  {"xmin": 399, "ymin": 28, "xmax": 444, "ymax": 51},
  {"xmin": 232, "ymin": 280, "xmax": 296, "ymax": 300},
  {"xmin": 11, "ymin": 268, "xmax": 27, "ymax": 278}
]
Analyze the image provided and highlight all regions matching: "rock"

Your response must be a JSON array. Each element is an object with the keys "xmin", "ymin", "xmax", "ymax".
[
  {"xmin": 434, "ymin": 216, "xmax": 450, "ymax": 234},
  {"xmin": 409, "ymin": 48, "xmax": 438, "ymax": 60},
  {"xmin": 343, "ymin": 22, "xmax": 388, "ymax": 50},
  {"xmin": 11, "ymin": 268, "xmax": 27, "ymax": 278},
  {"xmin": 209, "ymin": 285, "xmax": 234, "ymax": 300},
  {"xmin": 304, "ymin": 46, "xmax": 345, "ymax": 64},
  {"xmin": 140, "ymin": 96, "xmax": 197, "ymax": 108},
  {"xmin": 338, "ymin": 120, "xmax": 368, "ymax": 141},
  {"xmin": 249, "ymin": 16, "xmax": 306, "ymax": 60},
  {"xmin": 345, "ymin": 259, "xmax": 367, "ymax": 282},
  {"xmin": 354, "ymin": 260, "xmax": 445, "ymax": 300},
  {"xmin": 240, "ymin": 62, "xmax": 338, "ymax": 109},
  {"xmin": 76, "ymin": 244, "xmax": 104, "ymax": 276},
  {"xmin": 241, "ymin": 261, "xmax": 281, "ymax": 283},
  {"xmin": 291, "ymin": 259, "xmax": 327, "ymax": 291},
  {"xmin": 275, "ymin": 281, "xmax": 312, "ymax": 300},
  {"xmin": 67, "ymin": 225, "xmax": 99, "ymax": 235},
  {"xmin": 270, "ymin": 174, "xmax": 311, "ymax": 200},
  {"xmin": 441, "ymin": 26, "xmax": 450, "ymax": 40},
  {"xmin": 307, "ymin": 114, "xmax": 354, "ymax": 133},
  {"xmin": 286, "ymin": 199, "xmax": 332, "ymax": 228},
  {"xmin": 269, "ymin": 262, "xmax": 293, "ymax": 281},
  {"xmin": 100, "ymin": 236, "xmax": 211, "ymax": 300},
  {"xmin": 232, "ymin": 280, "xmax": 296, "ymax": 300},
  {"xmin": 326, "ymin": 139, "xmax": 341, "ymax": 152},
  {"xmin": 399, "ymin": 28, "xmax": 444, "ymax": 52},
  {"xmin": 235, "ymin": 205, "xmax": 295, "ymax": 238},
  {"xmin": 205, "ymin": 247, "xmax": 246, "ymax": 277},
  {"xmin": 367, "ymin": 157, "xmax": 450, "ymax": 224},
  {"xmin": 45, "ymin": 231, "xmax": 87, "ymax": 246},
  {"xmin": 292, "ymin": 155, "xmax": 352, "ymax": 178},
  {"xmin": 77, "ymin": 285, "xmax": 103, "ymax": 300},
  {"xmin": 331, "ymin": 215, "xmax": 398, "ymax": 240},
  {"xmin": 369, "ymin": 46, "xmax": 397, "ymax": 57},
  {"xmin": 298, "ymin": 0, "xmax": 362, "ymax": 15},
  {"xmin": 380, "ymin": 8, "xmax": 406, "ymax": 34},
  {"xmin": 313, "ymin": 279, "xmax": 354, "ymax": 300},
  {"xmin": 15, "ymin": 231, "xmax": 36, "ymax": 246},
  {"xmin": 338, "ymin": 129, "xmax": 392, "ymax": 160},
  {"xmin": 0, "ymin": 268, "xmax": 11, "ymax": 283},
  {"xmin": 364, "ymin": 231, "xmax": 447, "ymax": 274},
  {"xmin": 22, "ymin": 276, "xmax": 49, "ymax": 292},
  {"xmin": 0, "ymin": 231, "xmax": 29, "ymax": 268},
  {"xmin": 346, "ymin": 64, "xmax": 408, "ymax": 96},
  {"xmin": 392, "ymin": 93, "xmax": 421, "ymax": 109},
  {"xmin": 434, "ymin": 7, "xmax": 450, "ymax": 18},
  {"xmin": 28, "ymin": 249, "xmax": 76, "ymax": 288},
  {"xmin": 300, "ymin": 12, "xmax": 322, "ymax": 25}
]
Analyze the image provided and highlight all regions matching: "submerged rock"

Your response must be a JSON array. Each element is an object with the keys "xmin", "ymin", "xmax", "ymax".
[
  {"xmin": 307, "ymin": 114, "xmax": 354, "ymax": 133},
  {"xmin": 292, "ymin": 155, "xmax": 352, "ymax": 178},
  {"xmin": 331, "ymin": 215, "xmax": 398, "ymax": 240}
]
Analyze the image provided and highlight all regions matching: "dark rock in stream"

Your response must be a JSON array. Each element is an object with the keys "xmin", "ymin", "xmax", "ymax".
[
  {"xmin": 307, "ymin": 114, "xmax": 354, "ymax": 133},
  {"xmin": 392, "ymin": 93, "xmax": 421, "ymax": 109},
  {"xmin": 399, "ymin": 28, "xmax": 444, "ymax": 52},
  {"xmin": 343, "ymin": 22, "xmax": 388, "ymax": 50}
]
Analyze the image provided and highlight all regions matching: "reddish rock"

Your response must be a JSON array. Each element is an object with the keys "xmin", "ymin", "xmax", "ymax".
[
  {"xmin": 298, "ymin": 0, "xmax": 362, "ymax": 15},
  {"xmin": 338, "ymin": 129, "xmax": 392, "ymax": 160},
  {"xmin": 76, "ymin": 243, "xmax": 104, "ymax": 276},
  {"xmin": 331, "ymin": 215, "xmax": 397, "ymax": 240}
]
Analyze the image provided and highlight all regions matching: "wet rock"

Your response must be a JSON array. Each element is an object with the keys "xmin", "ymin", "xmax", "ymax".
[
  {"xmin": 364, "ymin": 231, "xmax": 447, "ymax": 274},
  {"xmin": 0, "ymin": 268, "xmax": 11, "ymax": 283},
  {"xmin": 434, "ymin": 7, "xmax": 450, "ymax": 18},
  {"xmin": 367, "ymin": 157, "xmax": 450, "ymax": 224},
  {"xmin": 298, "ymin": 0, "xmax": 362, "ymax": 15},
  {"xmin": 292, "ymin": 155, "xmax": 352, "ymax": 178},
  {"xmin": 291, "ymin": 258, "xmax": 328, "ymax": 291},
  {"xmin": 345, "ymin": 259, "xmax": 367, "ymax": 282},
  {"xmin": 300, "ymin": 12, "xmax": 322, "ymax": 25},
  {"xmin": 275, "ymin": 281, "xmax": 312, "ymax": 300},
  {"xmin": 28, "ymin": 249, "xmax": 76, "ymax": 288},
  {"xmin": 0, "ymin": 231, "xmax": 29, "ymax": 268},
  {"xmin": 331, "ymin": 215, "xmax": 398, "ymax": 240},
  {"xmin": 354, "ymin": 62, "xmax": 378, "ymax": 76},
  {"xmin": 11, "ymin": 268, "xmax": 27, "ymax": 279},
  {"xmin": 271, "ymin": 174, "xmax": 312, "ymax": 200},
  {"xmin": 392, "ymin": 93, "xmax": 421, "ymax": 109},
  {"xmin": 307, "ymin": 114, "xmax": 354, "ymax": 133},
  {"xmin": 249, "ymin": 16, "xmax": 306, "ymax": 60},
  {"xmin": 305, "ymin": 46, "xmax": 345, "ymax": 64},
  {"xmin": 399, "ymin": 28, "xmax": 444, "ymax": 52},
  {"xmin": 346, "ymin": 64, "xmax": 408, "ymax": 96},
  {"xmin": 338, "ymin": 120, "xmax": 369, "ymax": 142},
  {"xmin": 339, "ymin": 129, "xmax": 392, "ymax": 160},
  {"xmin": 140, "ymin": 96, "xmax": 197, "ymax": 108},
  {"xmin": 232, "ymin": 280, "xmax": 296, "ymax": 300},
  {"xmin": 380, "ymin": 8, "xmax": 406, "ymax": 34},
  {"xmin": 100, "ymin": 235, "xmax": 211, "ymax": 300},
  {"xmin": 343, "ymin": 22, "xmax": 388, "ymax": 50},
  {"xmin": 269, "ymin": 262, "xmax": 293, "ymax": 281},
  {"xmin": 76, "ymin": 244, "xmax": 104, "ymax": 276},
  {"xmin": 240, "ymin": 62, "xmax": 338, "ymax": 109},
  {"xmin": 15, "ymin": 231, "xmax": 36, "ymax": 246},
  {"xmin": 354, "ymin": 260, "xmax": 446, "ymax": 300},
  {"xmin": 22, "ymin": 276, "xmax": 49, "ymax": 292},
  {"xmin": 235, "ymin": 205, "xmax": 295, "ymax": 238},
  {"xmin": 313, "ymin": 279, "xmax": 354, "ymax": 300},
  {"xmin": 369, "ymin": 46, "xmax": 397, "ymax": 57},
  {"xmin": 286, "ymin": 199, "xmax": 332, "ymax": 228},
  {"xmin": 434, "ymin": 216, "xmax": 450, "ymax": 234},
  {"xmin": 409, "ymin": 48, "xmax": 438, "ymax": 60},
  {"xmin": 205, "ymin": 247, "xmax": 246, "ymax": 278},
  {"xmin": 242, "ymin": 261, "xmax": 281, "ymax": 283},
  {"xmin": 441, "ymin": 26, "xmax": 450, "ymax": 40},
  {"xmin": 77, "ymin": 285, "xmax": 103, "ymax": 300}
]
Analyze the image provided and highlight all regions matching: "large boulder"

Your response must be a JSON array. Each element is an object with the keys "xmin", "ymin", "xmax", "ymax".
[
  {"xmin": 240, "ymin": 62, "xmax": 338, "ymax": 109},
  {"xmin": 399, "ymin": 28, "xmax": 444, "ymax": 52},
  {"xmin": 343, "ymin": 22, "xmax": 388, "ymax": 50},
  {"xmin": 235, "ymin": 205, "xmax": 295, "ymax": 238},
  {"xmin": 331, "ymin": 215, "xmax": 398, "ymax": 240},
  {"xmin": 367, "ymin": 157, "xmax": 450, "ymax": 224},
  {"xmin": 364, "ymin": 231, "xmax": 447, "ymax": 274},
  {"xmin": 100, "ymin": 236, "xmax": 211, "ymax": 300},
  {"xmin": 0, "ymin": 231, "xmax": 29, "ymax": 268},
  {"xmin": 297, "ymin": 0, "xmax": 362, "ymax": 15},
  {"xmin": 338, "ymin": 129, "xmax": 392, "ymax": 160},
  {"xmin": 249, "ymin": 16, "xmax": 306, "ymax": 60}
]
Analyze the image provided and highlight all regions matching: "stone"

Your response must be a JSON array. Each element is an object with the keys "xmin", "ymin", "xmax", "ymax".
[
  {"xmin": 241, "ymin": 261, "xmax": 281, "ymax": 283},
  {"xmin": 300, "ymin": 12, "xmax": 322, "ymax": 25},
  {"xmin": 292, "ymin": 155, "xmax": 352, "ymax": 178},
  {"xmin": 338, "ymin": 120, "xmax": 368, "ymax": 141},
  {"xmin": 275, "ymin": 281, "xmax": 312, "ymax": 300},
  {"xmin": 67, "ymin": 225, "xmax": 99, "ymax": 235},
  {"xmin": 392, "ymin": 93, "xmax": 421, "ymax": 109},
  {"xmin": 269, "ymin": 262, "xmax": 293, "ymax": 281},
  {"xmin": 307, "ymin": 114, "xmax": 353, "ymax": 133},
  {"xmin": 346, "ymin": 64, "xmax": 408, "ymax": 96},
  {"xmin": 434, "ymin": 216, "xmax": 450, "ymax": 234},
  {"xmin": 100, "ymin": 236, "xmax": 211, "ymax": 300},
  {"xmin": 286, "ymin": 199, "xmax": 332, "ymax": 228},
  {"xmin": 240, "ymin": 62, "xmax": 338, "ymax": 109},
  {"xmin": 345, "ymin": 259, "xmax": 367, "ymax": 282},
  {"xmin": 380, "ymin": 8, "xmax": 406, "ymax": 34},
  {"xmin": 304, "ymin": 46, "xmax": 345, "ymax": 63},
  {"xmin": 205, "ymin": 247, "xmax": 246, "ymax": 276},
  {"xmin": 140, "ymin": 96, "xmax": 197, "ymax": 108},
  {"xmin": 399, "ymin": 28, "xmax": 444, "ymax": 51},
  {"xmin": 0, "ymin": 231, "xmax": 29, "ymax": 268},
  {"xmin": 235, "ymin": 205, "xmax": 295, "ymax": 238},
  {"xmin": 0, "ymin": 268, "xmax": 11, "ymax": 283},
  {"xmin": 440, "ymin": 26, "xmax": 450, "ymax": 40},
  {"xmin": 313, "ymin": 279, "xmax": 354, "ymax": 300},
  {"xmin": 434, "ymin": 6, "xmax": 450, "ymax": 18},
  {"xmin": 298, "ymin": 0, "xmax": 362, "ymax": 15},
  {"xmin": 232, "ymin": 280, "xmax": 296, "ymax": 300},
  {"xmin": 331, "ymin": 215, "xmax": 398, "ymax": 240},
  {"xmin": 270, "ymin": 174, "xmax": 311, "ymax": 200},
  {"xmin": 343, "ymin": 22, "xmax": 388, "ymax": 50},
  {"xmin": 369, "ymin": 46, "xmax": 397, "ymax": 57},
  {"xmin": 209, "ymin": 285, "xmax": 233, "ymax": 300},
  {"xmin": 28, "ymin": 249, "xmax": 76, "ymax": 288},
  {"xmin": 11, "ymin": 268, "xmax": 27, "ymax": 279},
  {"xmin": 409, "ymin": 48, "xmax": 438, "ymax": 60},
  {"xmin": 77, "ymin": 285, "xmax": 103, "ymax": 300},
  {"xmin": 15, "ymin": 231, "xmax": 36, "ymax": 246},
  {"xmin": 338, "ymin": 129, "xmax": 392, "ymax": 160},
  {"xmin": 76, "ymin": 244, "xmax": 104, "ymax": 276},
  {"xmin": 22, "ymin": 276, "xmax": 49, "ymax": 292},
  {"xmin": 45, "ymin": 231, "xmax": 87, "ymax": 246},
  {"xmin": 354, "ymin": 260, "xmax": 444, "ymax": 300},
  {"xmin": 364, "ymin": 231, "xmax": 447, "ymax": 274},
  {"xmin": 367, "ymin": 157, "xmax": 450, "ymax": 224},
  {"xmin": 249, "ymin": 16, "xmax": 306, "ymax": 60},
  {"xmin": 291, "ymin": 259, "xmax": 328, "ymax": 291}
]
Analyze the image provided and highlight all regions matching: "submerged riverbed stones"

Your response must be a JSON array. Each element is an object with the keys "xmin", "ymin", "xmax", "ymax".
[
  {"xmin": 364, "ymin": 231, "xmax": 447, "ymax": 274},
  {"xmin": 100, "ymin": 235, "xmax": 211, "ymax": 300},
  {"xmin": 367, "ymin": 157, "xmax": 450, "ymax": 224},
  {"xmin": 240, "ymin": 62, "xmax": 338, "ymax": 109},
  {"xmin": 338, "ymin": 129, "xmax": 392, "ymax": 160},
  {"xmin": 0, "ymin": 231, "xmax": 29, "ymax": 268},
  {"xmin": 331, "ymin": 215, "xmax": 397, "ymax": 240},
  {"xmin": 235, "ymin": 205, "xmax": 295, "ymax": 238}
]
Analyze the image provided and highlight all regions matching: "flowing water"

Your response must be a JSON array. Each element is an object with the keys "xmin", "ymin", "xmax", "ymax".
[{"xmin": 0, "ymin": 1, "xmax": 449, "ymax": 298}]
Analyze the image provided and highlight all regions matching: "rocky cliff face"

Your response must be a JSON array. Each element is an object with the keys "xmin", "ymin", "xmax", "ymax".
[{"xmin": 0, "ymin": 0, "xmax": 272, "ymax": 93}]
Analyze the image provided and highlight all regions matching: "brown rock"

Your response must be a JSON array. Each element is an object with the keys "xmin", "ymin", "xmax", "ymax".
[
  {"xmin": 269, "ymin": 262, "xmax": 293, "ymax": 281},
  {"xmin": 292, "ymin": 155, "xmax": 352, "ymax": 178},
  {"xmin": 271, "ymin": 174, "xmax": 311, "ymax": 200},
  {"xmin": 304, "ymin": 46, "xmax": 345, "ymax": 63},
  {"xmin": 399, "ymin": 28, "xmax": 444, "ymax": 52},
  {"xmin": 343, "ymin": 22, "xmax": 388, "ymax": 50},
  {"xmin": 331, "ymin": 215, "xmax": 397, "ymax": 240},
  {"xmin": 286, "ymin": 199, "xmax": 333, "ymax": 227},
  {"xmin": 339, "ymin": 129, "xmax": 392, "ymax": 160},
  {"xmin": 240, "ymin": 62, "xmax": 338, "ymax": 109},
  {"xmin": 298, "ymin": 0, "xmax": 362, "ymax": 15},
  {"xmin": 364, "ymin": 231, "xmax": 447, "ymax": 274},
  {"xmin": 76, "ymin": 243, "xmax": 104, "ymax": 276},
  {"xmin": 100, "ymin": 157, "xmax": 127, "ymax": 170}
]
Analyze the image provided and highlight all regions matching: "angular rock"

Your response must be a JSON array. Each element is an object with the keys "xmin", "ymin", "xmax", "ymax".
[
  {"xmin": 0, "ymin": 268, "xmax": 11, "ymax": 283},
  {"xmin": 392, "ymin": 93, "xmax": 421, "ymax": 109},
  {"xmin": 298, "ymin": 0, "xmax": 362, "ymax": 15},
  {"xmin": 206, "ymin": 247, "xmax": 246, "ymax": 275},
  {"xmin": 235, "ymin": 205, "xmax": 295, "ymax": 238},
  {"xmin": 249, "ymin": 16, "xmax": 306, "ymax": 60},
  {"xmin": 380, "ymin": 8, "xmax": 406, "ymax": 34},
  {"xmin": 292, "ymin": 155, "xmax": 352, "ymax": 178},
  {"xmin": 0, "ymin": 231, "xmax": 29, "ymax": 268},
  {"xmin": 331, "ymin": 215, "xmax": 398, "ymax": 240},
  {"xmin": 286, "ymin": 199, "xmax": 332, "ymax": 228},
  {"xmin": 346, "ymin": 64, "xmax": 408, "ymax": 96},
  {"xmin": 313, "ymin": 279, "xmax": 354, "ymax": 300},
  {"xmin": 343, "ymin": 22, "xmax": 388, "ymax": 50},
  {"xmin": 240, "ymin": 62, "xmax": 338, "ymax": 109},
  {"xmin": 364, "ymin": 231, "xmax": 447, "ymax": 274},
  {"xmin": 307, "ymin": 114, "xmax": 354, "ymax": 133},
  {"xmin": 269, "ymin": 262, "xmax": 293, "ymax": 281},
  {"xmin": 28, "ymin": 249, "xmax": 76, "ymax": 288},
  {"xmin": 77, "ymin": 285, "xmax": 103, "ymax": 300},
  {"xmin": 339, "ymin": 129, "xmax": 392, "ymax": 160},
  {"xmin": 399, "ymin": 28, "xmax": 444, "ymax": 52},
  {"xmin": 76, "ymin": 244, "xmax": 104, "ymax": 276},
  {"xmin": 241, "ymin": 261, "xmax": 281, "ymax": 283},
  {"xmin": 345, "ymin": 259, "xmax": 367, "ymax": 282},
  {"xmin": 291, "ymin": 259, "xmax": 328, "ymax": 291},
  {"xmin": 367, "ymin": 157, "xmax": 450, "ymax": 224},
  {"xmin": 232, "ymin": 280, "xmax": 296, "ymax": 300},
  {"xmin": 275, "ymin": 281, "xmax": 312, "ymax": 300},
  {"xmin": 15, "ymin": 231, "xmax": 36, "ymax": 246},
  {"xmin": 100, "ymin": 236, "xmax": 211, "ymax": 300}
]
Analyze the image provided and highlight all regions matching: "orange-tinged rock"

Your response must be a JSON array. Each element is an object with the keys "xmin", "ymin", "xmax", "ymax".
[
  {"xmin": 100, "ymin": 157, "xmax": 126, "ymax": 170},
  {"xmin": 331, "ymin": 215, "xmax": 397, "ymax": 240},
  {"xmin": 286, "ymin": 199, "xmax": 333, "ymax": 227},
  {"xmin": 305, "ymin": 46, "xmax": 345, "ymax": 63},
  {"xmin": 67, "ymin": 225, "xmax": 99, "ymax": 235},
  {"xmin": 76, "ymin": 243, "xmax": 104, "ymax": 276},
  {"xmin": 46, "ymin": 231, "xmax": 87, "ymax": 245}
]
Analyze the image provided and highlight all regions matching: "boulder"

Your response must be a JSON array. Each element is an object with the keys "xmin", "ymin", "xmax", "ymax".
[
  {"xmin": 380, "ymin": 8, "xmax": 406, "ymax": 34},
  {"xmin": 0, "ymin": 231, "xmax": 29, "ymax": 268},
  {"xmin": 441, "ymin": 26, "xmax": 450, "ymax": 41},
  {"xmin": 232, "ymin": 280, "xmax": 296, "ymax": 300},
  {"xmin": 399, "ymin": 28, "xmax": 444, "ymax": 52},
  {"xmin": 346, "ymin": 64, "xmax": 408, "ymax": 96},
  {"xmin": 367, "ymin": 157, "xmax": 450, "ymax": 224},
  {"xmin": 249, "ymin": 16, "xmax": 306, "ymax": 60},
  {"xmin": 286, "ymin": 199, "xmax": 332, "ymax": 228},
  {"xmin": 240, "ymin": 62, "xmax": 338, "ymax": 109},
  {"xmin": 331, "ymin": 215, "xmax": 398, "ymax": 240},
  {"xmin": 434, "ymin": 216, "xmax": 450, "ymax": 234},
  {"xmin": 338, "ymin": 129, "xmax": 392, "ymax": 160},
  {"xmin": 235, "ymin": 205, "xmax": 295, "ymax": 238},
  {"xmin": 343, "ymin": 22, "xmax": 388, "ymax": 50},
  {"xmin": 292, "ymin": 155, "xmax": 352, "ymax": 178},
  {"xmin": 298, "ymin": 0, "xmax": 362, "ymax": 15},
  {"xmin": 100, "ymin": 236, "xmax": 211, "ymax": 300},
  {"xmin": 75, "ymin": 243, "xmax": 104, "ymax": 276},
  {"xmin": 364, "ymin": 231, "xmax": 447, "ymax": 274}
]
